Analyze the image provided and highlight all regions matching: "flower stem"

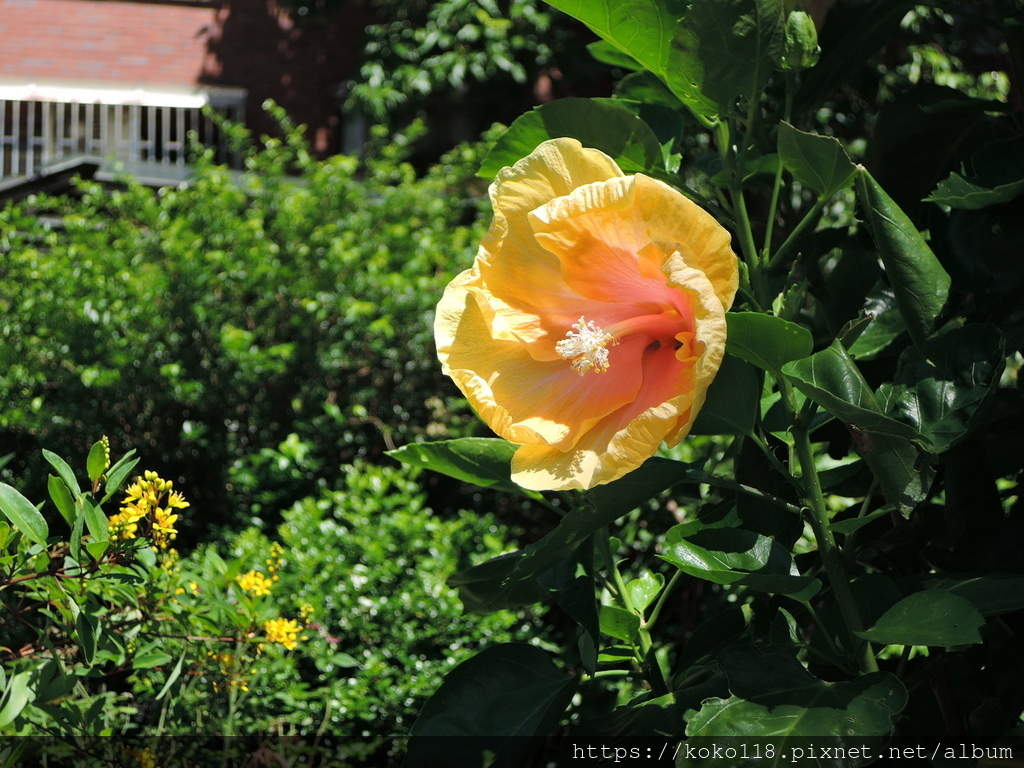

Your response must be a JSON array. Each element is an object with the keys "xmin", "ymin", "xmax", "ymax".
[{"xmin": 793, "ymin": 425, "xmax": 878, "ymax": 675}]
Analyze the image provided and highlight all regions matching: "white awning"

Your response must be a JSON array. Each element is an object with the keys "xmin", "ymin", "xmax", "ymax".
[{"xmin": 0, "ymin": 79, "xmax": 245, "ymax": 108}]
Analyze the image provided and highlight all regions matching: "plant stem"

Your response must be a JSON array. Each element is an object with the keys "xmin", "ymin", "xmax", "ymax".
[
  {"xmin": 793, "ymin": 426, "xmax": 878, "ymax": 675},
  {"xmin": 763, "ymin": 73, "xmax": 796, "ymax": 257},
  {"xmin": 768, "ymin": 194, "xmax": 827, "ymax": 269}
]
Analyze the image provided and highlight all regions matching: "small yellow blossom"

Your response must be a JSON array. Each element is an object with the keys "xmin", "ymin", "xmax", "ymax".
[
  {"xmin": 207, "ymin": 651, "xmax": 251, "ymax": 693},
  {"xmin": 266, "ymin": 541, "xmax": 285, "ymax": 581},
  {"xmin": 236, "ymin": 569, "xmax": 274, "ymax": 598},
  {"xmin": 128, "ymin": 746, "xmax": 159, "ymax": 768},
  {"xmin": 299, "ymin": 602, "xmax": 315, "ymax": 622},
  {"xmin": 263, "ymin": 617, "xmax": 303, "ymax": 650},
  {"xmin": 108, "ymin": 509, "xmax": 145, "ymax": 542}
]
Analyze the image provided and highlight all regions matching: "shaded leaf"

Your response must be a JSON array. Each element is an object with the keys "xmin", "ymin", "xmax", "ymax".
[
  {"xmin": 406, "ymin": 644, "xmax": 579, "ymax": 768},
  {"xmin": 855, "ymin": 167, "xmax": 951, "ymax": 347},
  {"xmin": 856, "ymin": 591, "xmax": 984, "ymax": 648},
  {"xmin": 778, "ymin": 121, "xmax": 856, "ymax": 198},
  {"xmin": 509, "ymin": 458, "xmax": 685, "ymax": 584},
  {"xmin": 478, "ymin": 98, "xmax": 664, "ymax": 178},
  {"xmin": 878, "ymin": 324, "xmax": 1005, "ymax": 454},
  {"xmin": 691, "ymin": 354, "xmax": 759, "ymax": 436},
  {"xmin": 927, "ymin": 136, "xmax": 1024, "ymax": 209},
  {"xmin": 685, "ymin": 649, "xmax": 906, "ymax": 754},
  {"xmin": 600, "ymin": 605, "xmax": 641, "ymax": 643},
  {"xmin": 673, "ymin": 0, "xmax": 786, "ymax": 115},
  {"xmin": 446, "ymin": 551, "xmax": 548, "ymax": 614},
  {"xmin": 902, "ymin": 575, "xmax": 1024, "ymax": 617},
  {"xmin": 782, "ymin": 342, "xmax": 921, "ymax": 440}
]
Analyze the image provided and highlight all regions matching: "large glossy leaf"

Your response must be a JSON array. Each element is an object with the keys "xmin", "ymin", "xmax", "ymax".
[
  {"xmin": 685, "ymin": 649, "xmax": 906, "ymax": 755},
  {"xmin": 777, "ymin": 121, "xmax": 856, "ymax": 199},
  {"xmin": 660, "ymin": 523, "xmax": 817, "ymax": 596},
  {"xmin": 544, "ymin": 0, "xmax": 717, "ymax": 117},
  {"xmin": 446, "ymin": 551, "xmax": 549, "ymax": 614},
  {"xmin": 690, "ymin": 354, "xmax": 759, "ymax": 435},
  {"xmin": 855, "ymin": 167, "xmax": 951, "ymax": 347},
  {"xmin": 478, "ymin": 98, "xmax": 665, "ymax": 178},
  {"xmin": 856, "ymin": 591, "xmax": 984, "ymax": 648},
  {"xmin": 781, "ymin": 342, "xmax": 920, "ymax": 440},
  {"xmin": 406, "ymin": 644, "xmax": 579, "ymax": 768},
  {"xmin": 726, "ymin": 312, "xmax": 813, "ymax": 377},
  {"xmin": 0, "ymin": 482, "xmax": 49, "ymax": 547},
  {"xmin": 387, "ymin": 438, "xmax": 521, "ymax": 493},
  {"xmin": 673, "ymin": 0, "xmax": 786, "ymax": 115},
  {"xmin": 877, "ymin": 324, "xmax": 1005, "ymax": 454}
]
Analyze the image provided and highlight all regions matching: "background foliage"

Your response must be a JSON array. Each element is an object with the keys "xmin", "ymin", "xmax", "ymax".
[{"xmin": 2, "ymin": 1, "xmax": 1024, "ymax": 766}]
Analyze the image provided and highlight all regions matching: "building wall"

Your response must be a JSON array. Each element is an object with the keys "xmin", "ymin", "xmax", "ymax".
[{"xmin": 0, "ymin": 0, "xmax": 372, "ymax": 155}]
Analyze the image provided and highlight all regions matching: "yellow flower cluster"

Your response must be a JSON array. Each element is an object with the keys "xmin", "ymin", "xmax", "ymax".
[
  {"xmin": 263, "ymin": 617, "xmax": 304, "ymax": 651},
  {"xmin": 236, "ymin": 569, "xmax": 274, "ymax": 598},
  {"xmin": 128, "ymin": 746, "xmax": 159, "ymax": 768},
  {"xmin": 207, "ymin": 651, "xmax": 252, "ymax": 693},
  {"xmin": 112, "ymin": 470, "xmax": 190, "ymax": 549},
  {"xmin": 265, "ymin": 541, "xmax": 284, "ymax": 582}
]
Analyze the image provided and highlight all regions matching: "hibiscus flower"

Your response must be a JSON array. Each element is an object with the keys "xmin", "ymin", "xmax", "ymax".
[{"xmin": 436, "ymin": 138, "xmax": 738, "ymax": 490}]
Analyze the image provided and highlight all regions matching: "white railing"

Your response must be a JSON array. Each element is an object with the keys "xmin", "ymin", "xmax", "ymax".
[{"xmin": 0, "ymin": 99, "xmax": 244, "ymax": 179}]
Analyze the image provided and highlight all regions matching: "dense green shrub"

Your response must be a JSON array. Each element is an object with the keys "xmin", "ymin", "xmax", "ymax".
[
  {"xmin": 0, "ymin": 444, "xmax": 540, "ymax": 767},
  {"xmin": 0, "ymin": 113, "xmax": 490, "ymax": 537}
]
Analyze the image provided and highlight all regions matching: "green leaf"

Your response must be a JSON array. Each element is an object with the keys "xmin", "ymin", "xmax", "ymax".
[
  {"xmin": 86, "ymin": 439, "xmax": 108, "ymax": 486},
  {"xmin": 726, "ymin": 312, "xmax": 813, "ymax": 377},
  {"xmin": 782, "ymin": 342, "xmax": 921, "ymax": 440},
  {"xmin": 101, "ymin": 449, "xmax": 139, "ymax": 503},
  {"xmin": 686, "ymin": 649, "xmax": 906, "ymax": 750},
  {"xmin": 690, "ymin": 354, "xmax": 759, "ymax": 436},
  {"xmin": 447, "ymin": 551, "xmax": 549, "ymax": 614},
  {"xmin": 545, "ymin": 0, "xmax": 716, "ymax": 116},
  {"xmin": 47, "ymin": 475, "xmax": 76, "ymax": 528},
  {"xmin": 926, "ymin": 136, "xmax": 1024, "ymax": 209},
  {"xmin": 81, "ymin": 497, "xmax": 109, "ymax": 544},
  {"xmin": 477, "ymin": 97, "xmax": 664, "ymax": 178},
  {"xmin": 626, "ymin": 571, "xmax": 665, "ymax": 614},
  {"xmin": 675, "ymin": 607, "xmax": 747, "ymax": 672},
  {"xmin": 586, "ymin": 40, "xmax": 642, "ymax": 70},
  {"xmin": 86, "ymin": 540, "xmax": 109, "ymax": 562},
  {"xmin": 42, "ymin": 449, "xmax": 82, "ymax": 499},
  {"xmin": 407, "ymin": 644, "xmax": 579, "ymax": 768},
  {"xmin": 846, "ymin": 283, "xmax": 907, "ymax": 360},
  {"xmin": 856, "ymin": 591, "xmax": 984, "ymax": 648},
  {"xmin": 877, "ymin": 324, "xmax": 1005, "ymax": 454},
  {"xmin": 74, "ymin": 604, "xmax": 101, "ymax": 666},
  {"xmin": 855, "ymin": 167, "xmax": 951, "ymax": 347},
  {"xmin": 0, "ymin": 482, "xmax": 49, "ymax": 547},
  {"xmin": 600, "ymin": 604, "xmax": 641, "ymax": 643},
  {"xmin": 903, "ymin": 575, "xmax": 1024, "ymax": 617},
  {"xmin": 508, "ymin": 458, "xmax": 685, "ymax": 584},
  {"xmin": 132, "ymin": 652, "xmax": 174, "ymax": 670},
  {"xmin": 387, "ymin": 438, "xmax": 521, "ymax": 493},
  {"xmin": 0, "ymin": 671, "xmax": 37, "ymax": 729},
  {"xmin": 849, "ymin": 430, "xmax": 932, "ymax": 516},
  {"xmin": 778, "ymin": 121, "xmax": 856, "ymax": 198},
  {"xmin": 673, "ymin": 0, "xmax": 786, "ymax": 115},
  {"xmin": 661, "ymin": 523, "xmax": 816, "ymax": 595},
  {"xmin": 828, "ymin": 508, "xmax": 891, "ymax": 535},
  {"xmin": 156, "ymin": 650, "xmax": 187, "ymax": 701}
]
